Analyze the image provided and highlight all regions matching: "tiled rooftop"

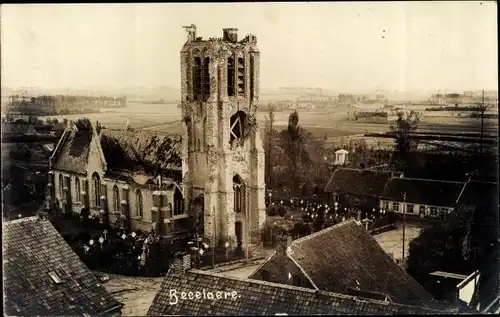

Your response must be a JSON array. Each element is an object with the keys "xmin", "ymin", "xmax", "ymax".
[
  {"xmin": 3, "ymin": 216, "xmax": 123, "ymax": 316},
  {"xmin": 325, "ymin": 168, "xmax": 396, "ymax": 197},
  {"xmin": 250, "ymin": 219, "xmax": 441, "ymax": 308},
  {"xmin": 381, "ymin": 178, "xmax": 465, "ymax": 207},
  {"xmin": 147, "ymin": 268, "xmax": 449, "ymax": 316}
]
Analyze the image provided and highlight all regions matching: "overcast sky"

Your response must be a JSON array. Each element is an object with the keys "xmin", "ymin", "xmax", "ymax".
[{"xmin": 1, "ymin": 2, "xmax": 497, "ymax": 92}]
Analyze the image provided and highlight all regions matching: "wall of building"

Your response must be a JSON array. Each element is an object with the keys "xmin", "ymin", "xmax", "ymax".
[
  {"xmin": 249, "ymin": 251, "xmax": 314, "ymax": 289},
  {"xmin": 379, "ymin": 200, "xmax": 452, "ymax": 217}
]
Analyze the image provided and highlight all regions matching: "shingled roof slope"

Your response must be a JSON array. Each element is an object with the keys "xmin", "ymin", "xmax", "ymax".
[
  {"xmin": 286, "ymin": 219, "xmax": 437, "ymax": 307},
  {"xmin": 52, "ymin": 128, "xmax": 93, "ymax": 174},
  {"xmin": 3, "ymin": 216, "xmax": 123, "ymax": 316},
  {"xmin": 100, "ymin": 129, "xmax": 182, "ymax": 175},
  {"xmin": 381, "ymin": 178, "xmax": 465, "ymax": 207},
  {"xmin": 147, "ymin": 269, "xmax": 447, "ymax": 316},
  {"xmin": 324, "ymin": 168, "xmax": 395, "ymax": 197},
  {"xmin": 456, "ymin": 180, "xmax": 498, "ymax": 209}
]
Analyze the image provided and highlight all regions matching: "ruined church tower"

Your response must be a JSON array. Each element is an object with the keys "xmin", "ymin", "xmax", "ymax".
[{"xmin": 180, "ymin": 25, "xmax": 266, "ymax": 250}]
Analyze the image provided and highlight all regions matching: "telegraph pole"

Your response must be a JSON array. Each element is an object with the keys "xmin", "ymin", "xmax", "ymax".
[
  {"xmin": 402, "ymin": 192, "xmax": 407, "ymax": 260},
  {"xmin": 245, "ymin": 190, "xmax": 250, "ymax": 261},
  {"xmin": 480, "ymin": 89, "xmax": 485, "ymax": 157}
]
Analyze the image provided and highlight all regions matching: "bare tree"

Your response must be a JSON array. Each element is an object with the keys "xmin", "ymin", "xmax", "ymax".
[
  {"xmin": 476, "ymin": 90, "xmax": 491, "ymax": 157},
  {"xmin": 264, "ymin": 103, "xmax": 276, "ymax": 188}
]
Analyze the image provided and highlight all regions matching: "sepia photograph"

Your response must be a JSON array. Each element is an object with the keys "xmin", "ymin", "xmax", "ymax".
[{"xmin": 1, "ymin": 2, "xmax": 498, "ymax": 316}]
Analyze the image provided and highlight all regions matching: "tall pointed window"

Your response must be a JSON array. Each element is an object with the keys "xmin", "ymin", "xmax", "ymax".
[
  {"xmin": 58, "ymin": 174, "xmax": 64, "ymax": 198},
  {"xmin": 135, "ymin": 189, "xmax": 143, "ymax": 218},
  {"xmin": 193, "ymin": 57, "xmax": 202, "ymax": 101},
  {"xmin": 250, "ymin": 55, "xmax": 255, "ymax": 101},
  {"xmin": 237, "ymin": 57, "xmax": 245, "ymax": 96},
  {"xmin": 227, "ymin": 57, "xmax": 235, "ymax": 97},
  {"xmin": 233, "ymin": 175, "xmax": 245, "ymax": 213},
  {"xmin": 201, "ymin": 57, "xmax": 210, "ymax": 101},
  {"xmin": 113, "ymin": 186, "xmax": 120, "ymax": 211},
  {"xmin": 92, "ymin": 172, "xmax": 100, "ymax": 207},
  {"xmin": 173, "ymin": 187, "xmax": 184, "ymax": 216},
  {"xmin": 230, "ymin": 111, "xmax": 246, "ymax": 143},
  {"xmin": 75, "ymin": 178, "xmax": 81, "ymax": 202}
]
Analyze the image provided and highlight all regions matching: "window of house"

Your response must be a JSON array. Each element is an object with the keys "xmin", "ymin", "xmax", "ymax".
[
  {"xmin": 393, "ymin": 202, "xmax": 400, "ymax": 212},
  {"xmin": 439, "ymin": 207, "xmax": 447, "ymax": 215},
  {"xmin": 92, "ymin": 172, "xmax": 100, "ymax": 207},
  {"xmin": 227, "ymin": 57, "xmax": 235, "ymax": 97},
  {"xmin": 383, "ymin": 201, "xmax": 390, "ymax": 210},
  {"xmin": 419, "ymin": 205, "xmax": 426, "ymax": 214},
  {"xmin": 136, "ymin": 189, "xmax": 143, "ymax": 218},
  {"xmin": 75, "ymin": 178, "xmax": 81, "ymax": 202},
  {"xmin": 333, "ymin": 194, "xmax": 339, "ymax": 203},
  {"xmin": 173, "ymin": 187, "xmax": 184, "ymax": 216},
  {"xmin": 354, "ymin": 199, "xmax": 360, "ymax": 206},
  {"xmin": 113, "ymin": 186, "xmax": 120, "ymax": 211},
  {"xmin": 430, "ymin": 207, "xmax": 438, "ymax": 216},
  {"xmin": 406, "ymin": 204, "xmax": 414, "ymax": 214},
  {"xmin": 48, "ymin": 271, "xmax": 63, "ymax": 284},
  {"xmin": 262, "ymin": 269, "xmax": 270, "ymax": 281}
]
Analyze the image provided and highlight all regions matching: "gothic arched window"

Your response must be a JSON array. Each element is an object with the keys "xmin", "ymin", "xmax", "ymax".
[
  {"xmin": 233, "ymin": 174, "xmax": 245, "ymax": 213},
  {"xmin": 237, "ymin": 57, "xmax": 245, "ymax": 96},
  {"xmin": 193, "ymin": 57, "xmax": 202, "ymax": 101},
  {"xmin": 135, "ymin": 189, "xmax": 143, "ymax": 217},
  {"xmin": 113, "ymin": 185, "xmax": 120, "ymax": 211},
  {"xmin": 227, "ymin": 57, "xmax": 235, "ymax": 97},
  {"xmin": 75, "ymin": 178, "xmax": 81, "ymax": 202},
  {"xmin": 202, "ymin": 57, "xmax": 210, "ymax": 101},
  {"xmin": 174, "ymin": 187, "xmax": 184, "ymax": 216},
  {"xmin": 58, "ymin": 174, "xmax": 64, "ymax": 198},
  {"xmin": 230, "ymin": 111, "xmax": 246, "ymax": 143},
  {"xmin": 92, "ymin": 172, "xmax": 100, "ymax": 207}
]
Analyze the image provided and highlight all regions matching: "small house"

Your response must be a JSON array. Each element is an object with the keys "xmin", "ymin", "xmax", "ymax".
[{"xmin": 334, "ymin": 149, "xmax": 349, "ymax": 165}]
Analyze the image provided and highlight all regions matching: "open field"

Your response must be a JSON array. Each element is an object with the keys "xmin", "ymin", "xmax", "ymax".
[{"xmin": 37, "ymin": 103, "xmax": 497, "ymax": 150}]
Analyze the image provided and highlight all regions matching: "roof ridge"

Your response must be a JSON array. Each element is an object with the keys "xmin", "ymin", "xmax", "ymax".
[
  {"xmin": 180, "ymin": 270, "xmax": 442, "ymax": 311},
  {"xmin": 393, "ymin": 177, "xmax": 465, "ymax": 184},
  {"xmin": 4, "ymin": 216, "xmax": 41, "ymax": 225},
  {"xmin": 291, "ymin": 218, "xmax": 358, "ymax": 245}
]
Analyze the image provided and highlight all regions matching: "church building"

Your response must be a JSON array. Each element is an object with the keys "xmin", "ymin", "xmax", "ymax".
[{"xmin": 47, "ymin": 25, "xmax": 266, "ymax": 250}]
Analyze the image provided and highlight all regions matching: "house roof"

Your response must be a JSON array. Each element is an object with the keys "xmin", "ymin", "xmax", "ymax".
[
  {"xmin": 51, "ymin": 128, "xmax": 93, "ymax": 174},
  {"xmin": 278, "ymin": 219, "xmax": 440, "ymax": 308},
  {"xmin": 456, "ymin": 180, "xmax": 498, "ymax": 210},
  {"xmin": 3, "ymin": 216, "xmax": 123, "ymax": 316},
  {"xmin": 100, "ymin": 129, "xmax": 182, "ymax": 176},
  {"xmin": 381, "ymin": 178, "xmax": 465, "ymax": 207},
  {"xmin": 324, "ymin": 168, "xmax": 395, "ymax": 197},
  {"xmin": 147, "ymin": 269, "xmax": 447, "ymax": 316}
]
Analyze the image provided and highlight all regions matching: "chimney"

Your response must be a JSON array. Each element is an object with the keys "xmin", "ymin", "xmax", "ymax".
[
  {"xmin": 223, "ymin": 28, "xmax": 238, "ymax": 42},
  {"xmin": 276, "ymin": 235, "xmax": 293, "ymax": 254},
  {"xmin": 170, "ymin": 252, "xmax": 191, "ymax": 275}
]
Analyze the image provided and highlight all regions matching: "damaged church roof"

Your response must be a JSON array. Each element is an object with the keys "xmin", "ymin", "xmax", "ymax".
[{"xmin": 100, "ymin": 129, "xmax": 182, "ymax": 174}]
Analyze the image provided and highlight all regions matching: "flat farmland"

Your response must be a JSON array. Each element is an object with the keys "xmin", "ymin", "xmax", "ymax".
[{"xmin": 39, "ymin": 103, "xmax": 498, "ymax": 143}]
